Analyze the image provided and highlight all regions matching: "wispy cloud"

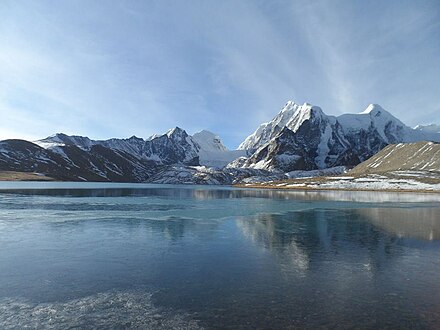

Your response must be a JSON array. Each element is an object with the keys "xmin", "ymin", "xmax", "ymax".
[{"xmin": 0, "ymin": 0, "xmax": 439, "ymax": 147}]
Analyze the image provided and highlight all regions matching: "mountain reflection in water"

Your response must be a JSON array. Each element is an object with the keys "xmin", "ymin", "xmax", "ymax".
[{"xmin": 0, "ymin": 183, "xmax": 439, "ymax": 328}]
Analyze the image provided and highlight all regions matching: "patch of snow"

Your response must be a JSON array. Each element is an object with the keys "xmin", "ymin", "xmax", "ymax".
[
  {"xmin": 192, "ymin": 130, "xmax": 227, "ymax": 152},
  {"xmin": 315, "ymin": 123, "xmax": 332, "ymax": 168},
  {"xmin": 198, "ymin": 150, "xmax": 246, "ymax": 169},
  {"xmin": 414, "ymin": 123, "xmax": 440, "ymax": 134}
]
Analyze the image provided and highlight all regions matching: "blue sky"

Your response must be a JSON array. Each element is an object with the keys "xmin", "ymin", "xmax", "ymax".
[{"xmin": 1, "ymin": 0, "xmax": 439, "ymax": 148}]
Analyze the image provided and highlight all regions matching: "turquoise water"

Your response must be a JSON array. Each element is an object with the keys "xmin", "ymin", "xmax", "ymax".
[{"xmin": 0, "ymin": 182, "xmax": 439, "ymax": 329}]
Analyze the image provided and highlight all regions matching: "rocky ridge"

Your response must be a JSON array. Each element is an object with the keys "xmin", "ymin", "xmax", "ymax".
[{"xmin": 1, "ymin": 100, "xmax": 439, "ymax": 184}]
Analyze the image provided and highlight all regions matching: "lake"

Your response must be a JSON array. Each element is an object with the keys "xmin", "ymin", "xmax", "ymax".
[{"xmin": 0, "ymin": 182, "xmax": 439, "ymax": 329}]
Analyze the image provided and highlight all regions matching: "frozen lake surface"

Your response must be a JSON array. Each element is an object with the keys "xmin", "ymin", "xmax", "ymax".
[{"xmin": 0, "ymin": 182, "xmax": 439, "ymax": 328}]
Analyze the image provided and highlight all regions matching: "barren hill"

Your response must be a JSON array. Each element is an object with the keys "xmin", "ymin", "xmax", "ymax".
[{"xmin": 350, "ymin": 141, "xmax": 440, "ymax": 174}]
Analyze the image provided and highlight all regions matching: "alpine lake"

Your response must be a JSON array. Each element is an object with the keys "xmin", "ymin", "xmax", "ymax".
[{"xmin": 0, "ymin": 182, "xmax": 439, "ymax": 329}]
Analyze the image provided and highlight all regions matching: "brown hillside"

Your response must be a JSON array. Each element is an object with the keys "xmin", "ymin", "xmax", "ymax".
[{"xmin": 349, "ymin": 141, "xmax": 440, "ymax": 174}]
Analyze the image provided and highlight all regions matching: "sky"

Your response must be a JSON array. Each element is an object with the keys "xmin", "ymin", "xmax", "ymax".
[{"xmin": 1, "ymin": 0, "xmax": 439, "ymax": 149}]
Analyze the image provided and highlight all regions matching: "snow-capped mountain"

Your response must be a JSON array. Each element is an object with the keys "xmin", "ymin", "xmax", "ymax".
[
  {"xmin": 236, "ymin": 104, "xmax": 350, "ymax": 171},
  {"xmin": 35, "ymin": 128, "xmax": 245, "ymax": 169},
  {"xmin": 36, "ymin": 133, "xmax": 94, "ymax": 150},
  {"xmin": 0, "ymin": 139, "xmax": 158, "ymax": 182},
  {"xmin": 238, "ymin": 101, "xmax": 301, "ymax": 152},
  {"xmin": 35, "ymin": 128, "xmax": 200, "ymax": 165},
  {"xmin": 414, "ymin": 124, "xmax": 440, "ymax": 134},
  {"xmin": 142, "ymin": 127, "xmax": 200, "ymax": 165},
  {"xmin": 192, "ymin": 130, "xmax": 227, "ymax": 152},
  {"xmin": 3, "ymin": 99, "xmax": 439, "ymax": 184},
  {"xmin": 192, "ymin": 130, "xmax": 246, "ymax": 168},
  {"xmin": 0, "ymin": 139, "xmax": 279, "ymax": 184},
  {"xmin": 233, "ymin": 101, "xmax": 440, "ymax": 172}
]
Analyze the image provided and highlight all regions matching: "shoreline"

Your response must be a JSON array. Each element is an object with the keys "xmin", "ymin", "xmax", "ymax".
[
  {"xmin": 0, "ymin": 171, "xmax": 55, "ymax": 182},
  {"xmin": 233, "ymin": 183, "xmax": 440, "ymax": 194},
  {"xmin": 1, "ymin": 170, "xmax": 439, "ymax": 194}
]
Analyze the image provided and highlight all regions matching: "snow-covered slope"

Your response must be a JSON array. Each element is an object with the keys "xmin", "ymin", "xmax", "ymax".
[
  {"xmin": 192, "ymin": 130, "xmax": 227, "ymax": 152},
  {"xmin": 35, "ymin": 128, "xmax": 245, "ymax": 169},
  {"xmin": 192, "ymin": 130, "xmax": 246, "ymax": 168},
  {"xmin": 234, "ymin": 101, "xmax": 440, "ymax": 172},
  {"xmin": 235, "ymin": 103, "xmax": 350, "ymax": 171},
  {"xmin": 142, "ymin": 127, "xmax": 200, "ymax": 165},
  {"xmin": 37, "ymin": 128, "xmax": 201, "ymax": 165},
  {"xmin": 414, "ymin": 124, "xmax": 440, "ymax": 134},
  {"xmin": 238, "ymin": 101, "xmax": 301, "ymax": 151},
  {"xmin": 338, "ymin": 104, "xmax": 439, "ymax": 144},
  {"xmin": 35, "ymin": 129, "xmax": 200, "ymax": 165},
  {"xmin": 35, "ymin": 133, "xmax": 93, "ymax": 150}
]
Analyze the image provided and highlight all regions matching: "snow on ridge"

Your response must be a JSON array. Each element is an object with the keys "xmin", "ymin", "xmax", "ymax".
[
  {"xmin": 414, "ymin": 124, "xmax": 440, "ymax": 134},
  {"xmin": 237, "ymin": 100, "xmax": 301, "ymax": 150},
  {"xmin": 192, "ymin": 129, "xmax": 246, "ymax": 168},
  {"xmin": 286, "ymin": 103, "xmax": 325, "ymax": 133},
  {"xmin": 192, "ymin": 130, "xmax": 228, "ymax": 152},
  {"xmin": 360, "ymin": 103, "xmax": 384, "ymax": 114}
]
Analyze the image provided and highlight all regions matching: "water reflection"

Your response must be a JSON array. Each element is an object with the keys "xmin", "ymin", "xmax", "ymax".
[
  {"xmin": 357, "ymin": 207, "xmax": 440, "ymax": 240},
  {"xmin": 238, "ymin": 206, "xmax": 440, "ymax": 277},
  {"xmin": 1, "ymin": 184, "xmax": 440, "ymax": 328},
  {"xmin": 1, "ymin": 182, "xmax": 439, "ymax": 203},
  {"xmin": 237, "ymin": 209, "xmax": 400, "ymax": 273}
]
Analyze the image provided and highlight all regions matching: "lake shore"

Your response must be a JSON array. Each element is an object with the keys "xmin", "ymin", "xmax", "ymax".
[
  {"xmin": 234, "ymin": 183, "xmax": 440, "ymax": 194},
  {"xmin": 234, "ymin": 172, "xmax": 440, "ymax": 194},
  {"xmin": 0, "ymin": 171, "xmax": 55, "ymax": 181},
  {"xmin": 2, "ymin": 170, "xmax": 439, "ymax": 194}
]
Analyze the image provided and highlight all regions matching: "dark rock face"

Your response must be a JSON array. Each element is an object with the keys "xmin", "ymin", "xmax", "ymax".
[
  {"xmin": 342, "ymin": 126, "xmax": 388, "ymax": 165},
  {"xmin": 244, "ymin": 121, "xmax": 398, "ymax": 172},
  {"xmin": 240, "ymin": 110, "xmax": 352, "ymax": 171},
  {"xmin": 0, "ymin": 139, "xmax": 278, "ymax": 184},
  {"xmin": 234, "ymin": 101, "xmax": 440, "ymax": 172},
  {"xmin": 37, "ymin": 127, "xmax": 200, "ymax": 166},
  {"xmin": 142, "ymin": 128, "xmax": 200, "ymax": 165},
  {"xmin": 0, "ymin": 140, "xmax": 73, "ymax": 179},
  {"xmin": 236, "ymin": 103, "xmax": 440, "ymax": 172}
]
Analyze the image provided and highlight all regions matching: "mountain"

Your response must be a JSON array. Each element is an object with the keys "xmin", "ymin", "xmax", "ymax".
[
  {"xmin": 192, "ymin": 130, "xmax": 246, "ymax": 168},
  {"xmin": 233, "ymin": 102, "xmax": 440, "ymax": 172},
  {"xmin": 35, "ymin": 128, "xmax": 200, "ymax": 166},
  {"xmin": 35, "ymin": 128, "xmax": 244, "ymax": 169},
  {"xmin": 238, "ymin": 101, "xmax": 301, "ymax": 152},
  {"xmin": 0, "ymin": 139, "xmax": 158, "ymax": 182},
  {"xmin": 192, "ymin": 130, "xmax": 227, "ymax": 152},
  {"xmin": 142, "ymin": 127, "xmax": 200, "ymax": 165},
  {"xmin": 414, "ymin": 124, "xmax": 440, "ymax": 134},
  {"xmin": 1, "ymin": 133, "xmax": 272, "ymax": 184},
  {"xmin": 2, "ymin": 100, "xmax": 439, "ymax": 184}
]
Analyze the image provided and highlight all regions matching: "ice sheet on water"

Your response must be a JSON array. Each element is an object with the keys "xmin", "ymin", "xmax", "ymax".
[{"xmin": 0, "ymin": 290, "xmax": 201, "ymax": 329}]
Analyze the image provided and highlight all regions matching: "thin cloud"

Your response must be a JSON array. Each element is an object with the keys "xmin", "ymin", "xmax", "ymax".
[{"xmin": 0, "ymin": 0, "xmax": 438, "ymax": 148}]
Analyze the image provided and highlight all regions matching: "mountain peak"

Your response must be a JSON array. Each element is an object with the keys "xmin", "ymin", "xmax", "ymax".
[
  {"xmin": 286, "ymin": 103, "xmax": 326, "ymax": 133},
  {"xmin": 237, "ymin": 100, "xmax": 301, "ymax": 150},
  {"xmin": 166, "ymin": 127, "xmax": 186, "ymax": 138},
  {"xmin": 414, "ymin": 123, "xmax": 440, "ymax": 134},
  {"xmin": 282, "ymin": 100, "xmax": 300, "ymax": 112},
  {"xmin": 193, "ymin": 130, "xmax": 228, "ymax": 152},
  {"xmin": 360, "ymin": 103, "xmax": 386, "ymax": 115}
]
